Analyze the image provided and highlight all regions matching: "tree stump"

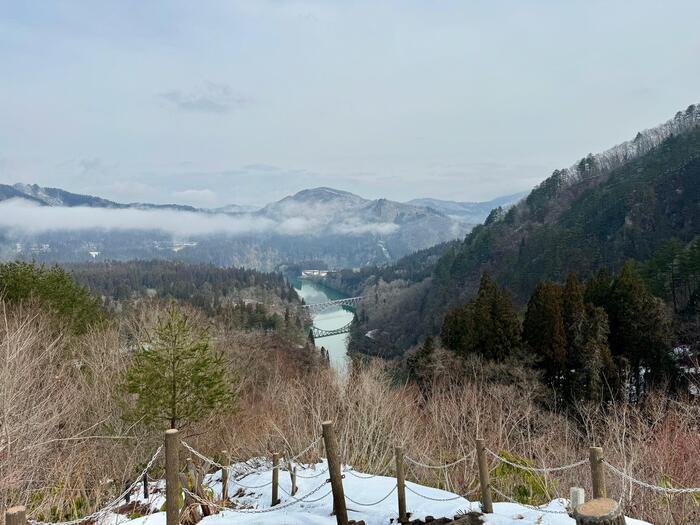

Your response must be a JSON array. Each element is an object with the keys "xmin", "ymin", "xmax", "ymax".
[{"xmin": 573, "ymin": 498, "xmax": 625, "ymax": 525}]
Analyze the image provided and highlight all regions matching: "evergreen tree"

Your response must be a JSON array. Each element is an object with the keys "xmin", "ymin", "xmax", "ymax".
[
  {"xmin": 125, "ymin": 303, "xmax": 234, "ymax": 428},
  {"xmin": 573, "ymin": 305, "xmax": 615, "ymax": 403},
  {"xmin": 590, "ymin": 262, "xmax": 678, "ymax": 399},
  {"xmin": 0, "ymin": 261, "xmax": 103, "ymax": 334},
  {"xmin": 523, "ymin": 273, "xmax": 616, "ymax": 404},
  {"xmin": 406, "ymin": 336, "xmax": 436, "ymax": 393},
  {"xmin": 522, "ymin": 282, "xmax": 566, "ymax": 389},
  {"xmin": 441, "ymin": 273, "xmax": 520, "ymax": 361}
]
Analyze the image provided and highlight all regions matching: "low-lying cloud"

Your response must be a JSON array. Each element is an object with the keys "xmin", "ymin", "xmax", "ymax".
[{"xmin": 0, "ymin": 199, "xmax": 399, "ymax": 238}]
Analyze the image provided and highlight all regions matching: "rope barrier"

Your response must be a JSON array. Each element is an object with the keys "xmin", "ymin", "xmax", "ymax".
[
  {"xmin": 485, "ymin": 448, "xmax": 588, "ymax": 474},
  {"xmin": 180, "ymin": 442, "xmax": 274, "ymax": 488},
  {"xmin": 182, "ymin": 481, "xmax": 330, "ymax": 514},
  {"xmin": 229, "ymin": 477, "xmax": 274, "ymax": 489},
  {"xmin": 404, "ymin": 483, "xmax": 473, "ymax": 502},
  {"xmin": 28, "ymin": 446, "xmax": 163, "ymax": 525},
  {"xmin": 181, "ymin": 437, "xmax": 322, "ymax": 482},
  {"xmin": 489, "ymin": 486, "xmax": 569, "ymax": 515},
  {"xmin": 404, "ymin": 452, "xmax": 473, "ymax": 470},
  {"xmin": 180, "ymin": 441, "xmax": 230, "ymax": 470},
  {"xmin": 181, "ymin": 437, "xmax": 321, "ymax": 476},
  {"xmin": 285, "ymin": 437, "xmax": 323, "ymax": 465},
  {"xmin": 343, "ymin": 468, "xmax": 383, "ymax": 479},
  {"xmin": 292, "ymin": 466, "xmax": 329, "ymax": 479},
  {"xmin": 344, "ymin": 485, "xmax": 397, "ymax": 506},
  {"xmin": 276, "ymin": 482, "xmax": 332, "ymax": 503},
  {"xmin": 603, "ymin": 461, "xmax": 700, "ymax": 494}
]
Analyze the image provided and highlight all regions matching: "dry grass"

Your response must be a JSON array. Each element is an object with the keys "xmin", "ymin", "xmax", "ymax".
[
  {"xmin": 2, "ymin": 300, "xmax": 699, "ymax": 525},
  {"xmin": 0, "ymin": 302, "xmax": 158, "ymax": 524}
]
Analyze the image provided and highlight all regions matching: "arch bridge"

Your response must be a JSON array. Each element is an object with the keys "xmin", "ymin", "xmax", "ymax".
[
  {"xmin": 300, "ymin": 296, "xmax": 364, "ymax": 314},
  {"xmin": 302, "ymin": 296, "xmax": 364, "ymax": 338},
  {"xmin": 310, "ymin": 320, "xmax": 354, "ymax": 339}
]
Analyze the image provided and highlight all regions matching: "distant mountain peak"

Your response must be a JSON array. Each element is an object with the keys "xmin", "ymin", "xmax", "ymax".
[
  {"xmin": 290, "ymin": 187, "xmax": 366, "ymax": 202},
  {"xmin": 11, "ymin": 182, "xmax": 121, "ymax": 207}
]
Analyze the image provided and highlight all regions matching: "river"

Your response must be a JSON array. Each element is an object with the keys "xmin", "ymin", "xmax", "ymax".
[{"xmin": 291, "ymin": 277, "xmax": 353, "ymax": 376}]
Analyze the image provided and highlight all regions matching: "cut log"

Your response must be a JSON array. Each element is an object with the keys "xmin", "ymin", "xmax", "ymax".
[{"xmin": 573, "ymin": 498, "xmax": 625, "ymax": 525}]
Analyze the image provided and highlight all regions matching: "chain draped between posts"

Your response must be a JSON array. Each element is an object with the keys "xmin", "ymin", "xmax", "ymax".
[
  {"xmin": 343, "ymin": 467, "xmax": 382, "ymax": 479},
  {"xmin": 603, "ymin": 461, "xmax": 700, "ymax": 494},
  {"xmin": 404, "ymin": 483, "xmax": 476, "ymax": 502},
  {"xmin": 182, "ymin": 482, "xmax": 331, "ymax": 514},
  {"xmin": 14, "ymin": 428, "xmax": 700, "ymax": 525},
  {"xmin": 344, "ymin": 485, "xmax": 398, "ymax": 506},
  {"xmin": 291, "ymin": 466, "xmax": 329, "ymax": 479},
  {"xmin": 26, "ymin": 445, "xmax": 163, "ymax": 525},
  {"xmin": 181, "ymin": 437, "xmax": 323, "ymax": 489},
  {"xmin": 489, "ymin": 486, "xmax": 570, "ymax": 515},
  {"xmin": 404, "ymin": 451, "xmax": 474, "ymax": 470},
  {"xmin": 485, "ymin": 448, "xmax": 588, "ymax": 474}
]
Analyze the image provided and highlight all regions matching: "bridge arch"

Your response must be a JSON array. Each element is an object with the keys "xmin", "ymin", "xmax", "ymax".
[
  {"xmin": 302, "ymin": 297, "xmax": 364, "ymax": 338},
  {"xmin": 310, "ymin": 319, "xmax": 354, "ymax": 339}
]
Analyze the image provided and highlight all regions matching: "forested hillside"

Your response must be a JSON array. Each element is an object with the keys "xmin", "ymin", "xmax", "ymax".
[
  {"xmin": 65, "ymin": 260, "xmax": 303, "ymax": 331},
  {"xmin": 354, "ymin": 104, "xmax": 700, "ymax": 352},
  {"xmin": 319, "ymin": 240, "xmax": 458, "ymax": 296}
]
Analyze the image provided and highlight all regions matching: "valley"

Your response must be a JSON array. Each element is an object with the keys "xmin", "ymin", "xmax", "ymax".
[{"xmin": 3, "ymin": 5, "xmax": 700, "ymax": 523}]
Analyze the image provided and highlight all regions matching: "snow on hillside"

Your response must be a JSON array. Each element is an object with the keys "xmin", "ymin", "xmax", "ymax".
[{"xmin": 105, "ymin": 460, "xmax": 650, "ymax": 525}]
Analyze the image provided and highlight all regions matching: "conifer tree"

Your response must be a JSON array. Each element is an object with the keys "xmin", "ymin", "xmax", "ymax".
[
  {"xmin": 522, "ymin": 282, "xmax": 566, "ymax": 389},
  {"xmin": 574, "ymin": 304, "xmax": 615, "ymax": 403},
  {"xmin": 441, "ymin": 273, "xmax": 520, "ymax": 361},
  {"xmin": 125, "ymin": 303, "xmax": 234, "ymax": 428},
  {"xmin": 406, "ymin": 336, "xmax": 436, "ymax": 388},
  {"xmin": 587, "ymin": 262, "xmax": 678, "ymax": 399}
]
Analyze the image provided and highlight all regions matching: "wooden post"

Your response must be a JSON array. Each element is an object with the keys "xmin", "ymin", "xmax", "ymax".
[
  {"xmin": 290, "ymin": 466, "xmax": 298, "ymax": 496},
  {"xmin": 221, "ymin": 450, "xmax": 229, "ymax": 502},
  {"xmin": 589, "ymin": 447, "xmax": 606, "ymax": 499},
  {"xmin": 6, "ymin": 506, "xmax": 27, "ymax": 525},
  {"xmin": 395, "ymin": 446, "xmax": 408, "ymax": 524},
  {"xmin": 574, "ymin": 498, "xmax": 624, "ymax": 525},
  {"xmin": 165, "ymin": 429, "xmax": 180, "ymax": 525},
  {"xmin": 124, "ymin": 480, "xmax": 131, "ymax": 503},
  {"xmin": 476, "ymin": 439, "xmax": 493, "ymax": 514},
  {"xmin": 322, "ymin": 420, "xmax": 348, "ymax": 525},
  {"xmin": 272, "ymin": 452, "xmax": 280, "ymax": 506},
  {"xmin": 143, "ymin": 472, "xmax": 149, "ymax": 499}
]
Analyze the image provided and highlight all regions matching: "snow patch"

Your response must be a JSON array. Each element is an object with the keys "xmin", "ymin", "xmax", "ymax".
[{"xmin": 109, "ymin": 460, "xmax": 650, "ymax": 525}]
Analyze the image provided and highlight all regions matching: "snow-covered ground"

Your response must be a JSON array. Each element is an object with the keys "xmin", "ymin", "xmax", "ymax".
[{"xmin": 108, "ymin": 460, "xmax": 651, "ymax": 525}]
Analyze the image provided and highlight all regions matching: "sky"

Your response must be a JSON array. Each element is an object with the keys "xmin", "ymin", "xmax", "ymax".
[{"xmin": 1, "ymin": 0, "xmax": 699, "ymax": 208}]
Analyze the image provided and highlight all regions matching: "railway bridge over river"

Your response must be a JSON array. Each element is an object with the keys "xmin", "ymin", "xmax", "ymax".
[{"xmin": 300, "ymin": 296, "xmax": 365, "ymax": 338}]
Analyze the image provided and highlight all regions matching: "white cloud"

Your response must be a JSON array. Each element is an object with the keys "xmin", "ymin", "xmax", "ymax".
[
  {"xmin": 171, "ymin": 189, "xmax": 220, "ymax": 207},
  {"xmin": 0, "ymin": 199, "xmax": 274, "ymax": 236},
  {"xmin": 0, "ymin": 199, "xmax": 402, "ymax": 238}
]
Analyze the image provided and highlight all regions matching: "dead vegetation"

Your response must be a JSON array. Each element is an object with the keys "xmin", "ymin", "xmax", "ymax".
[{"xmin": 2, "ymin": 300, "xmax": 698, "ymax": 525}]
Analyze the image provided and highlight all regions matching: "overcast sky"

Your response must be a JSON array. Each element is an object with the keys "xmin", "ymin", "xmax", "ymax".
[{"xmin": 1, "ymin": 1, "xmax": 699, "ymax": 208}]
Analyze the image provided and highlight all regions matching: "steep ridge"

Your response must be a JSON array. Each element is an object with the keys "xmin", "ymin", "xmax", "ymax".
[{"xmin": 354, "ymin": 103, "xmax": 700, "ymax": 352}]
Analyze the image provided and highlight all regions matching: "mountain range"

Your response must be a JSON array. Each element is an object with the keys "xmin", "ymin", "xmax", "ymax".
[
  {"xmin": 406, "ymin": 192, "xmax": 527, "ymax": 223},
  {"xmin": 0, "ymin": 183, "xmax": 522, "ymax": 269},
  {"xmin": 344, "ymin": 102, "xmax": 700, "ymax": 354}
]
